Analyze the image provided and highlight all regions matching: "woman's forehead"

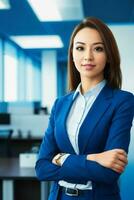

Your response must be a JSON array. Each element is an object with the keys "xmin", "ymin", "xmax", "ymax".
[{"xmin": 73, "ymin": 27, "xmax": 103, "ymax": 45}]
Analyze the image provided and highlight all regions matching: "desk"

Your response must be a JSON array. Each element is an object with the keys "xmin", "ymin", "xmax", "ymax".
[{"xmin": 0, "ymin": 158, "xmax": 49, "ymax": 200}]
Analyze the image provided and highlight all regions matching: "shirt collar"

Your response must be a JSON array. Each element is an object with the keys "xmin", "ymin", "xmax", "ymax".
[{"xmin": 73, "ymin": 79, "xmax": 107, "ymax": 100}]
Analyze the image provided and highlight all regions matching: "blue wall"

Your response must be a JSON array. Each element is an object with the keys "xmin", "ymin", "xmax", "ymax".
[{"xmin": 120, "ymin": 125, "xmax": 134, "ymax": 200}]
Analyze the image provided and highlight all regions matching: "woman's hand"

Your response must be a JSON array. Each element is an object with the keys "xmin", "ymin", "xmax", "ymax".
[{"xmin": 87, "ymin": 149, "xmax": 128, "ymax": 173}]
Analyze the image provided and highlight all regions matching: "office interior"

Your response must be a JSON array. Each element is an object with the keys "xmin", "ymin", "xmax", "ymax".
[{"xmin": 0, "ymin": 0, "xmax": 134, "ymax": 200}]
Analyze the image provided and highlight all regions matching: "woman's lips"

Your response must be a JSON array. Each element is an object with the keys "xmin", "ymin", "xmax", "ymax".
[{"xmin": 82, "ymin": 64, "xmax": 96, "ymax": 70}]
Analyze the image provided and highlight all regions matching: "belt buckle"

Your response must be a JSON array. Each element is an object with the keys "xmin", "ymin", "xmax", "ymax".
[{"xmin": 65, "ymin": 188, "xmax": 79, "ymax": 196}]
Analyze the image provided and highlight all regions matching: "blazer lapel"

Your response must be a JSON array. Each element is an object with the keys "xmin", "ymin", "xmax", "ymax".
[
  {"xmin": 78, "ymin": 85, "xmax": 113, "ymax": 154},
  {"xmin": 56, "ymin": 93, "xmax": 77, "ymax": 154}
]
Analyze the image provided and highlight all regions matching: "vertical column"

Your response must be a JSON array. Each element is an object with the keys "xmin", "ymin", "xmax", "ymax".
[
  {"xmin": 41, "ymin": 182, "xmax": 49, "ymax": 200},
  {"xmin": 18, "ymin": 53, "xmax": 26, "ymax": 101},
  {"xmin": 0, "ymin": 39, "xmax": 4, "ymax": 101},
  {"xmin": 41, "ymin": 51, "xmax": 57, "ymax": 112},
  {"xmin": 3, "ymin": 180, "xmax": 14, "ymax": 200}
]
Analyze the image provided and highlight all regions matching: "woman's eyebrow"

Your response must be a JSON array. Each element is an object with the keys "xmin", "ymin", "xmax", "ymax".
[
  {"xmin": 93, "ymin": 42, "xmax": 104, "ymax": 45},
  {"xmin": 74, "ymin": 41, "xmax": 85, "ymax": 45},
  {"xmin": 74, "ymin": 41, "xmax": 104, "ymax": 45}
]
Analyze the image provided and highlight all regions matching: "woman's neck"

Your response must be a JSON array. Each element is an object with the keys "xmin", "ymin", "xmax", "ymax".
[{"xmin": 80, "ymin": 77, "xmax": 104, "ymax": 94}]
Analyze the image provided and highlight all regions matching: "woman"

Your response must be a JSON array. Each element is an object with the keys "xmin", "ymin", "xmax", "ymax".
[{"xmin": 35, "ymin": 17, "xmax": 134, "ymax": 200}]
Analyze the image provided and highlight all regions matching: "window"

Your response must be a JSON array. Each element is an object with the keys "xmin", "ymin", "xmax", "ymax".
[
  {"xmin": 4, "ymin": 42, "xmax": 18, "ymax": 101},
  {"xmin": 0, "ymin": 38, "xmax": 4, "ymax": 101}
]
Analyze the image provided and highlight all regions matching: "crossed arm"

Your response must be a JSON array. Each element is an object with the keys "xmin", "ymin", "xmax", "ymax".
[
  {"xmin": 52, "ymin": 148, "xmax": 128, "ymax": 174},
  {"xmin": 52, "ymin": 94, "xmax": 133, "ymax": 173},
  {"xmin": 35, "ymin": 94, "xmax": 134, "ymax": 184}
]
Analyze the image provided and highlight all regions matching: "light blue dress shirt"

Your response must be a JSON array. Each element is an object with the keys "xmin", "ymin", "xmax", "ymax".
[{"xmin": 59, "ymin": 80, "xmax": 106, "ymax": 190}]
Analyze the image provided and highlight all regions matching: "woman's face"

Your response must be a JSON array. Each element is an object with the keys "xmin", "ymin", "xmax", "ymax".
[{"xmin": 72, "ymin": 27, "xmax": 107, "ymax": 82}]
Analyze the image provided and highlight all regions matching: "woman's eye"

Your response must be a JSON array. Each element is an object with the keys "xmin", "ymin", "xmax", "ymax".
[
  {"xmin": 76, "ymin": 46, "xmax": 84, "ymax": 51},
  {"xmin": 94, "ymin": 46, "xmax": 104, "ymax": 52}
]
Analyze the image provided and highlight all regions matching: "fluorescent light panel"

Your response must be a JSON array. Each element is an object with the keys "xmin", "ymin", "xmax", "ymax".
[
  {"xmin": 10, "ymin": 35, "xmax": 63, "ymax": 49},
  {"xmin": 0, "ymin": 0, "xmax": 10, "ymax": 9},
  {"xmin": 27, "ymin": 0, "xmax": 61, "ymax": 21},
  {"xmin": 27, "ymin": 0, "xmax": 83, "ymax": 21}
]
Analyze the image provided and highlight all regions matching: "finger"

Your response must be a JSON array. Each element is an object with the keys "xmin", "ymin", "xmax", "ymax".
[
  {"xmin": 115, "ymin": 149, "xmax": 127, "ymax": 155},
  {"xmin": 113, "ymin": 168, "xmax": 123, "ymax": 174},
  {"xmin": 117, "ymin": 154, "xmax": 128, "ymax": 164},
  {"xmin": 114, "ymin": 160, "xmax": 127, "ymax": 168},
  {"xmin": 112, "ymin": 163, "xmax": 125, "ymax": 173}
]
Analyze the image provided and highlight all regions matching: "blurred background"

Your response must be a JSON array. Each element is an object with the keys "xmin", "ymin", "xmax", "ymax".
[{"xmin": 0, "ymin": 0, "xmax": 133, "ymax": 200}]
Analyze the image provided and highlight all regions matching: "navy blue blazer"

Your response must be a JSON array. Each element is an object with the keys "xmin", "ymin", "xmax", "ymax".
[{"xmin": 35, "ymin": 85, "xmax": 134, "ymax": 200}]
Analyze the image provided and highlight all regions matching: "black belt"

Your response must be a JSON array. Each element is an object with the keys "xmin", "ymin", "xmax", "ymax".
[{"xmin": 61, "ymin": 187, "xmax": 85, "ymax": 196}]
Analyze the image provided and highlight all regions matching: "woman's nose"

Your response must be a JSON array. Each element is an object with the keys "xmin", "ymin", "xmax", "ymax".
[{"xmin": 84, "ymin": 49, "xmax": 93, "ymax": 61}]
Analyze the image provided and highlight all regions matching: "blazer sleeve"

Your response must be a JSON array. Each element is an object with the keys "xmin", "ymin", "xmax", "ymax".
[
  {"xmin": 35, "ymin": 99, "xmax": 62, "ymax": 181},
  {"xmin": 36, "ymin": 93, "xmax": 134, "ymax": 184},
  {"xmin": 104, "ymin": 93, "xmax": 134, "ymax": 152}
]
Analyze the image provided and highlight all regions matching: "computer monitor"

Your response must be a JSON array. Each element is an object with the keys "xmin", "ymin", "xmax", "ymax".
[{"xmin": 0, "ymin": 113, "xmax": 10, "ymax": 125}]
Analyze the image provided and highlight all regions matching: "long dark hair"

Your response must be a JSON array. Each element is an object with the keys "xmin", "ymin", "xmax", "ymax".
[{"xmin": 68, "ymin": 17, "xmax": 122, "ymax": 91}]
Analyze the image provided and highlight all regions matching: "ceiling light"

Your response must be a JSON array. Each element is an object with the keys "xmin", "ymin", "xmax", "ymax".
[
  {"xmin": 27, "ymin": 0, "xmax": 61, "ymax": 21},
  {"xmin": 10, "ymin": 35, "xmax": 63, "ymax": 49},
  {"xmin": 27, "ymin": 0, "xmax": 83, "ymax": 21},
  {"xmin": 0, "ymin": 0, "xmax": 10, "ymax": 9}
]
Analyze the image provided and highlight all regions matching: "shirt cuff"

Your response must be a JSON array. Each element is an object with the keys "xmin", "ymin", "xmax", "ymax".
[{"xmin": 60, "ymin": 154, "xmax": 70, "ymax": 165}]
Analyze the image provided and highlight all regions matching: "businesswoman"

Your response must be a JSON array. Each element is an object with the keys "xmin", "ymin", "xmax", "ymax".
[{"xmin": 35, "ymin": 17, "xmax": 134, "ymax": 200}]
